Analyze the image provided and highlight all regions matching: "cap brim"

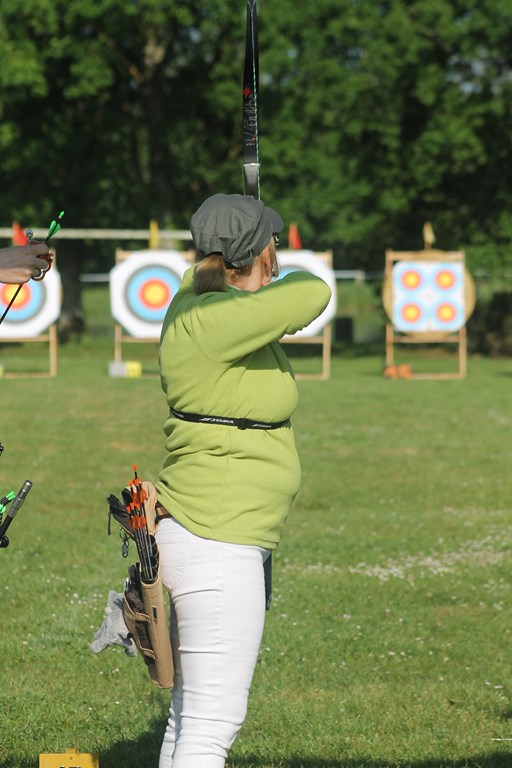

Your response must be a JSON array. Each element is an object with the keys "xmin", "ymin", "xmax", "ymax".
[{"xmin": 266, "ymin": 207, "xmax": 284, "ymax": 234}]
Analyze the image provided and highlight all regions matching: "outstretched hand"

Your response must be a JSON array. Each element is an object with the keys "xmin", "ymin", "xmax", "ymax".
[{"xmin": 0, "ymin": 244, "xmax": 51, "ymax": 284}]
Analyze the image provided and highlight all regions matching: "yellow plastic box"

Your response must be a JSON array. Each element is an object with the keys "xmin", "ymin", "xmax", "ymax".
[{"xmin": 39, "ymin": 747, "xmax": 99, "ymax": 768}]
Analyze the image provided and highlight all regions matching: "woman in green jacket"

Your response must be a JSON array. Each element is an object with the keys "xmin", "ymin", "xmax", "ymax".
[{"xmin": 155, "ymin": 193, "xmax": 331, "ymax": 768}]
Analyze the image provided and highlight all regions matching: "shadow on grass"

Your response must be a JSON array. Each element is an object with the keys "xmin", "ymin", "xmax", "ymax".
[
  {"xmin": 98, "ymin": 747, "xmax": 512, "ymax": 768},
  {"xmin": 5, "ymin": 755, "xmax": 510, "ymax": 768},
  {"xmin": 7, "ymin": 721, "xmax": 509, "ymax": 768}
]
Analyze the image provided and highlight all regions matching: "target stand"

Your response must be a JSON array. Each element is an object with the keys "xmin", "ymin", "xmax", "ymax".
[
  {"xmin": 0, "ymin": 268, "xmax": 61, "ymax": 378},
  {"xmin": 110, "ymin": 249, "xmax": 190, "ymax": 376},
  {"xmin": 278, "ymin": 250, "xmax": 336, "ymax": 380},
  {"xmin": 382, "ymin": 249, "xmax": 475, "ymax": 380}
]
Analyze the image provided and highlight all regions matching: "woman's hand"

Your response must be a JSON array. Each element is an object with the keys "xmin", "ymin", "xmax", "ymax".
[{"xmin": 0, "ymin": 243, "xmax": 51, "ymax": 284}]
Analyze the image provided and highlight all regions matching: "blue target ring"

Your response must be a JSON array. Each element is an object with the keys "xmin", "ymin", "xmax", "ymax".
[
  {"xmin": 0, "ymin": 268, "xmax": 61, "ymax": 340},
  {"xmin": 125, "ymin": 266, "xmax": 180, "ymax": 323},
  {"xmin": 392, "ymin": 261, "xmax": 465, "ymax": 333},
  {"xmin": 110, "ymin": 251, "xmax": 190, "ymax": 339},
  {"xmin": 0, "ymin": 281, "xmax": 44, "ymax": 323}
]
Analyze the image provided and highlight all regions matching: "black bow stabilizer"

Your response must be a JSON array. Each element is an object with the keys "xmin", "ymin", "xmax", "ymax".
[{"xmin": 242, "ymin": 0, "xmax": 260, "ymax": 198}]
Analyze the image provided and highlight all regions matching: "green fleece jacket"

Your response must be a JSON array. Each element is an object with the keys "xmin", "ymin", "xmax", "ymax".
[{"xmin": 155, "ymin": 266, "xmax": 331, "ymax": 549}]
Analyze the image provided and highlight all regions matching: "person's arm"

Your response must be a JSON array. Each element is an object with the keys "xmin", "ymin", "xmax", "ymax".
[
  {"xmin": 192, "ymin": 270, "xmax": 332, "ymax": 363},
  {"xmin": 0, "ymin": 244, "xmax": 50, "ymax": 284}
]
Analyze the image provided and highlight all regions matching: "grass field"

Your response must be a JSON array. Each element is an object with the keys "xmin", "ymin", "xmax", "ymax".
[{"xmin": 0, "ymin": 285, "xmax": 511, "ymax": 768}]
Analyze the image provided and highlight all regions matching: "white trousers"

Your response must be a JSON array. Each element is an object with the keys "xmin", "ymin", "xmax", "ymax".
[{"xmin": 155, "ymin": 517, "xmax": 270, "ymax": 768}]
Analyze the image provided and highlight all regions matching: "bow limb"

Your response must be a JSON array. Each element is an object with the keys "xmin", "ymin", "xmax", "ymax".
[{"xmin": 242, "ymin": 0, "xmax": 260, "ymax": 198}]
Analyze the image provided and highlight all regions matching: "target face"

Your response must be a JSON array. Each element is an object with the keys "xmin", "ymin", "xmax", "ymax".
[
  {"xmin": 392, "ymin": 261, "xmax": 465, "ymax": 333},
  {"xmin": 110, "ymin": 251, "xmax": 189, "ymax": 338},
  {"xmin": 0, "ymin": 269, "xmax": 61, "ymax": 339},
  {"xmin": 275, "ymin": 251, "xmax": 337, "ymax": 337}
]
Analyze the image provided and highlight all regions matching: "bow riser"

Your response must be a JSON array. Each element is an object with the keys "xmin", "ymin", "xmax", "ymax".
[{"xmin": 242, "ymin": 0, "xmax": 260, "ymax": 198}]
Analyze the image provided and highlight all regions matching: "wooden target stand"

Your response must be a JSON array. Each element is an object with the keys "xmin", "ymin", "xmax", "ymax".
[
  {"xmin": 0, "ymin": 324, "xmax": 58, "ymax": 378},
  {"xmin": 280, "ymin": 250, "xmax": 333, "ymax": 380},
  {"xmin": 382, "ymin": 247, "xmax": 476, "ymax": 380}
]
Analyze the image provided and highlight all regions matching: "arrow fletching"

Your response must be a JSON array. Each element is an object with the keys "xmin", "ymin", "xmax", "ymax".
[{"xmin": 46, "ymin": 210, "xmax": 64, "ymax": 244}]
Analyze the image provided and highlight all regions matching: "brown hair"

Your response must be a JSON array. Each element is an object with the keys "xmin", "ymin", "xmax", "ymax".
[
  {"xmin": 193, "ymin": 254, "xmax": 227, "ymax": 294},
  {"xmin": 269, "ymin": 237, "xmax": 280, "ymax": 278},
  {"xmin": 193, "ymin": 239, "xmax": 279, "ymax": 294}
]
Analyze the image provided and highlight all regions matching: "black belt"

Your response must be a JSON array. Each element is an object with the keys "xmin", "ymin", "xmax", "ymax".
[{"xmin": 170, "ymin": 407, "xmax": 289, "ymax": 431}]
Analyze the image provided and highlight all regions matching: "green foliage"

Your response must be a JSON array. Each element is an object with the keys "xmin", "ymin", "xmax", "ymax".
[
  {"xmin": 468, "ymin": 288, "xmax": 512, "ymax": 356},
  {"xmin": 1, "ymin": 1, "xmax": 512, "ymax": 276}
]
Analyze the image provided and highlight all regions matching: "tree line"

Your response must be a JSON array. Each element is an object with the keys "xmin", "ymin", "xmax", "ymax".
[{"xmin": 1, "ymin": 0, "xmax": 511, "ymax": 329}]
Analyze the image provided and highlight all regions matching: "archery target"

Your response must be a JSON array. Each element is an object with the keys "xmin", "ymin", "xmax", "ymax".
[
  {"xmin": 0, "ymin": 268, "xmax": 61, "ymax": 339},
  {"xmin": 392, "ymin": 261, "xmax": 465, "ymax": 333},
  {"xmin": 275, "ymin": 251, "xmax": 337, "ymax": 337},
  {"xmin": 110, "ymin": 250, "xmax": 189, "ymax": 338}
]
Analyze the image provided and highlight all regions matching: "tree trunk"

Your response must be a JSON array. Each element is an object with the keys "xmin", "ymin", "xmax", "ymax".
[{"xmin": 56, "ymin": 240, "xmax": 85, "ymax": 342}]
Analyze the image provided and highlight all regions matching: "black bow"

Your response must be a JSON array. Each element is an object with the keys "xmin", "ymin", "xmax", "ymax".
[{"xmin": 242, "ymin": 0, "xmax": 260, "ymax": 199}]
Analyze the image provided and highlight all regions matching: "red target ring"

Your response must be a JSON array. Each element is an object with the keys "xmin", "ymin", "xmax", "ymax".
[{"xmin": 0, "ymin": 269, "xmax": 61, "ymax": 339}]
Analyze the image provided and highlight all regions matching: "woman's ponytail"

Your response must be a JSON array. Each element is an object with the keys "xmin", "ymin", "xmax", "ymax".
[{"xmin": 193, "ymin": 254, "xmax": 227, "ymax": 295}]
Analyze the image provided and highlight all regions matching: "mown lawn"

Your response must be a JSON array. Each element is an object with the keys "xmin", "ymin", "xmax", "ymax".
[{"xmin": 0, "ymin": 284, "xmax": 510, "ymax": 768}]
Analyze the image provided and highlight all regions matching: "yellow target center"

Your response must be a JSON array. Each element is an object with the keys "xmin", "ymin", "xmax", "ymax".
[
  {"xmin": 437, "ymin": 303, "xmax": 456, "ymax": 322},
  {"xmin": 402, "ymin": 304, "xmax": 421, "ymax": 322},
  {"xmin": 402, "ymin": 271, "xmax": 421, "ymax": 289},
  {"xmin": 140, "ymin": 280, "xmax": 170, "ymax": 308},
  {"xmin": 1, "ymin": 283, "xmax": 30, "ymax": 308},
  {"xmin": 436, "ymin": 270, "xmax": 455, "ymax": 289}
]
